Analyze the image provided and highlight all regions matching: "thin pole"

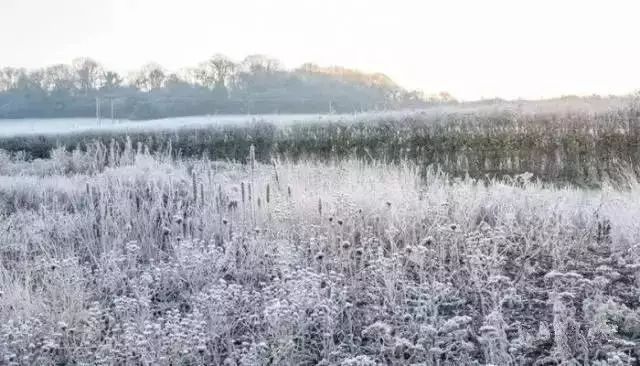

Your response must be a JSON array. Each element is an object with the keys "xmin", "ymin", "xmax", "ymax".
[
  {"xmin": 110, "ymin": 98, "xmax": 115, "ymax": 123},
  {"xmin": 96, "ymin": 97, "xmax": 101, "ymax": 125}
]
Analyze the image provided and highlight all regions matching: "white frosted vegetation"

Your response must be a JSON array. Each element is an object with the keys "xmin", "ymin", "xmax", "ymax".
[{"xmin": 0, "ymin": 146, "xmax": 638, "ymax": 365}]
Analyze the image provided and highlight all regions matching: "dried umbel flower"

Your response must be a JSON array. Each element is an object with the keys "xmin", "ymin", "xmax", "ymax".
[
  {"xmin": 315, "ymin": 252, "xmax": 325, "ymax": 261},
  {"xmin": 58, "ymin": 321, "xmax": 68, "ymax": 331},
  {"xmin": 342, "ymin": 241, "xmax": 351, "ymax": 250},
  {"xmin": 337, "ymin": 219, "xmax": 343, "ymax": 226},
  {"xmin": 479, "ymin": 325, "xmax": 498, "ymax": 336},
  {"xmin": 125, "ymin": 241, "xmax": 140, "ymax": 253},
  {"xmin": 537, "ymin": 322, "xmax": 551, "ymax": 340},
  {"xmin": 222, "ymin": 218, "xmax": 228, "ymax": 225},
  {"xmin": 421, "ymin": 236, "xmax": 434, "ymax": 247}
]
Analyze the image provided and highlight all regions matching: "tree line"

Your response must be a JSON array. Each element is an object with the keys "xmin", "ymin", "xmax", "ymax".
[{"xmin": 0, "ymin": 55, "xmax": 455, "ymax": 120}]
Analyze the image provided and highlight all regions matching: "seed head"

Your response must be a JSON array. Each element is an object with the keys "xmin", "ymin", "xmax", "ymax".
[
  {"xmin": 162, "ymin": 226, "xmax": 171, "ymax": 236},
  {"xmin": 266, "ymin": 184, "xmax": 270, "ymax": 204},
  {"xmin": 421, "ymin": 236, "xmax": 434, "ymax": 246}
]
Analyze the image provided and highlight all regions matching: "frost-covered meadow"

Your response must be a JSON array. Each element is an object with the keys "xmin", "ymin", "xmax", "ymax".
[{"xmin": 0, "ymin": 141, "xmax": 640, "ymax": 365}]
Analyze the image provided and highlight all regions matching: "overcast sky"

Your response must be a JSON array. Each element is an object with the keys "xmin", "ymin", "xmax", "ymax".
[{"xmin": 1, "ymin": 0, "xmax": 638, "ymax": 100}]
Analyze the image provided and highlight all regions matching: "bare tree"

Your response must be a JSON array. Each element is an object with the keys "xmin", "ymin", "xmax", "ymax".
[
  {"xmin": 193, "ymin": 63, "xmax": 215, "ymax": 89},
  {"xmin": 131, "ymin": 63, "xmax": 166, "ymax": 92},
  {"xmin": 164, "ymin": 73, "xmax": 192, "ymax": 90},
  {"xmin": 0, "ymin": 67, "xmax": 28, "ymax": 91},
  {"xmin": 208, "ymin": 54, "xmax": 236, "ymax": 89},
  {"xmin": 43, "ymin": 64, "xmax": 75, "ymax": 94},
  {"xmin": 242, "ymin": 54, "xmax": 281, "ymax": 74},
  {"xmin": 27, "ymin": 70, "xmax": 46, "ymax": 91},
  {"xmin": 102, "ymin": 71, "xmax": 123, "ymax": 90},
  {"xmin": 192, "ymin": 54, "xmax": 236, "ymax": 92},
  {"xmin": 72, "ymin": 57, "xmax": 103, "ymax": 94},
  {"xmin": 148, "ymin": 68, "xmax": 165, "ymax": 90},
  {"xmin": 0, "ymin": 69, "xmax": 6, "ymax": 92},
  {"xmin": 181, "ymin": 67, "xmax": 203, "ymax": 86}
]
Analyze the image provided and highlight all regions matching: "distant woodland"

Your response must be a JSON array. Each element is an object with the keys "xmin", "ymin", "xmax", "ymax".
[{"xmin": 0, "ymin": 55, "xmax": 455, "ymax": 120}]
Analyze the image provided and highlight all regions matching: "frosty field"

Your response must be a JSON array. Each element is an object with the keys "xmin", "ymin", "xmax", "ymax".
[
  {"xmin": 0, "ymin": 141, "xmax": 639, "ymax": 365},
  {"xmin": 0, "ymin": 114, "xmax": 335, "ymax": 137}
]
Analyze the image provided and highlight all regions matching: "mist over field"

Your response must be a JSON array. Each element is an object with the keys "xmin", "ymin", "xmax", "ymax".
[{"xmin": 4, "ymin": 1, "xmax": 640, "ymax": 365}]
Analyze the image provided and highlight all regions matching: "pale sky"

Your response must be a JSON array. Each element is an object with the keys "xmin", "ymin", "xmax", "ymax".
[{"xmin": 0, "ymin": 0, "xmax": 639, "ymax": 100}]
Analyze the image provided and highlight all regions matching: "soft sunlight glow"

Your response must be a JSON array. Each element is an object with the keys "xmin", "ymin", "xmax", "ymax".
[{"xmin": 1, "ymin": 0, "xmax": 638, "ymax": 100}]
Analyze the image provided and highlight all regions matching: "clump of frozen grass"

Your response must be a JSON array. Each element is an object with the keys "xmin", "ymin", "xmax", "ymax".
[{"xmin": 0, "ymin": 146, "xmax": 640, "ymax": 364}]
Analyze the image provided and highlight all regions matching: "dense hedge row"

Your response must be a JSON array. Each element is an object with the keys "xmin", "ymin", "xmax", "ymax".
[{"xmin": 2, "ymin": 108, "xmax": 640, "ymax": 186}]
